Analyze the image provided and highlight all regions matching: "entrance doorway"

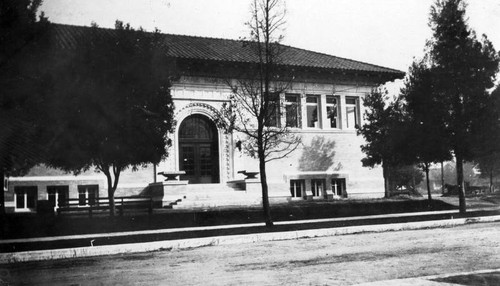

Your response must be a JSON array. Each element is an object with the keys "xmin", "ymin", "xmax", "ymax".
[{"xmin": 178, "ymin": 114, "xmax": 220, "ymax": 184}]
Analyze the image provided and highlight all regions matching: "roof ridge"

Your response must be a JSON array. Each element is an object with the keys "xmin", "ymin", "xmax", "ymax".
[
  {"xmin": 51, "ymin": 22, "xmax": 247, "ymax": 43},
  {"xmin": 167, "ymin": 32, "xmax": 246, "ymax": 43}
]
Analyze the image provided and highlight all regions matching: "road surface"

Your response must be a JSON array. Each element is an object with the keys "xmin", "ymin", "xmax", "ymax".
[{"xmin": 2, "ymin": 222, "xmax": 500, "ymax": 285}]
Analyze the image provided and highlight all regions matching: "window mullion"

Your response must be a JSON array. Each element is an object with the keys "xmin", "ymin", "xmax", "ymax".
[{"xmin": 320, "ymin": 94, "xmax": 328, "ymax": 129}]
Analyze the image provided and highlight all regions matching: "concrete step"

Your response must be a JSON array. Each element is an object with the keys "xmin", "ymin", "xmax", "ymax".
[
  {"xmin": 179, "ymin": 192, "xmax": 258, "ymax": 200},
  {"xmin": 180, "ymin": 183, "xmax": 229, "ymax": 191},
  {"xmin": 172, "ymin": 189, "xmax": 261, "ymax": 209},
  {"xmin": 162, "ymin": 183, "xmax": 252, "ymax": 209},
  {"xmin": 184, "ymin": 191, "xmax": 249, "ymax": 199},
  {"xmin": 172, "ymin": 198, "xmax": 262, "ymax": 209},
  {"xmin": 163, "ymin": 198, "xmax": 183, "ymax": 209}
]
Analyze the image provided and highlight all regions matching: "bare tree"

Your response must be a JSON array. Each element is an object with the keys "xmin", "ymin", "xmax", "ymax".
[{"xmin": 218, "ymin": 0, "xmax": 300, "ymax": 227}]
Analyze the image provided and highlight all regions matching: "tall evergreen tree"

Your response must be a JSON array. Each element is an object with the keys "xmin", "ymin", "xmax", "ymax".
[
  {"xmin": 428, "ymin": 0, "xmax": 499, "ymax": 213},
  {"xmin": 358, "ymin": 89, "xmax": 408, "ymax": 197},
  {"xmin": 0, "ymin": 0, "xmax": 49, "ymax": 215},
  {"xmin": 474, "ymin": 85, "xmax": 500, "ymax": 193},
  {"xmin": 400, "ymin": 60, "xmax": 451, "ymax": 202}
]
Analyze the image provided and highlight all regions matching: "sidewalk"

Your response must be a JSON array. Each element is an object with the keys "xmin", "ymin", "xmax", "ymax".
[{"xmin": 1, "ymin": 205, "xmax": 499, "ymax": 264}]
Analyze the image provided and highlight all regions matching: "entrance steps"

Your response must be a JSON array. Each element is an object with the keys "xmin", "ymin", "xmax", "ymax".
[{"xmin": 166, "ymin": 184, "xmax": 262, "ymax": 209}]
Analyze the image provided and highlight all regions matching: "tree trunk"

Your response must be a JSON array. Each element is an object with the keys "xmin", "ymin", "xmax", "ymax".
[
  {"xmin": 102, "ymin": 165, "xmax": 122, "ymax": 217},
  {"xmin": 153, "ymin": 164, "xmax": 157, "ymax": 183},
  {"xmin": 412, "ymin": 172, "xmax": 416, "ymax": 191},
  {"xmin": 0, "ymin": 169, "xmax": 5, "ymax": 216},
  {"xmin": 0, "ymin": 169, "xmax": 5, "ymax": 237},
  {"xmin": 108, "ymin": 187, "xmax": 116, "ymax": 217},
  {"xmin": 382, "ymin": 163, "xmax": 390, "ymax": 198},
  {"xmin": 441, "ymin": 161, "xmax": 445, "ymax": 194},
  {"xmin": 456, "ymin": 155, "xmax": 466, "ymax": 214},
  {"xmin": 258, "ymin": 137, "xmax": 273, "ymax": 227},
  {"xmin": 104, "ymin": 172, "xmax": 116, "ymax": 217},
  {"xmin": 424, "ymin": 163, "xmax": 432, "ymax": 206},
  {"xmin": 0, "ymin": 169, "xmax": 5, "ymax": 236},
  {"xmin": 489, "ymin": 170, "xmax": 493, "ymax": 193}
]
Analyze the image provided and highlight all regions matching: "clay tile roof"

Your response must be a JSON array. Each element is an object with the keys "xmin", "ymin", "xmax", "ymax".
[{"xmin": 49, "ymin": 23, "xmax": 404, "ymax": 78}]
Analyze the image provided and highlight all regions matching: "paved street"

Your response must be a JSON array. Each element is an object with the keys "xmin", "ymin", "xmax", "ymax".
[{"xmin": 2, "ymin": 222, "xmax": 500, "ymax": 285}]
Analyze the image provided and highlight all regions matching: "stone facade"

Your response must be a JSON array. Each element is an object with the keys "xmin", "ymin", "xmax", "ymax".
[
  {"xmin": 161, "ymin": 76, "xmax": 385, "ymax": 199},
  {"xmin": 4, "ymin": 73, "xmax": 389, "ymax": 213}
]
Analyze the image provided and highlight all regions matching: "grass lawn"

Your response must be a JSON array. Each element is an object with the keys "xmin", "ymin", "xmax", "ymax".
[
  {"xmin": 2, "ymin": 196, "xmax": 500, "ymax": 252},
  {"xmin": 1, "ymin": 197, "xmax": 457, "ymax": 240}
]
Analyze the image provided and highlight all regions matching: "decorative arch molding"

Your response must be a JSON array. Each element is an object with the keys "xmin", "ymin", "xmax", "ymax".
[
  {"xmin": 172, "ymin": 102, "xmax": 232, "ymax": 183},
  {"xmin": 175, "ymin": 102, "xmax": 222, "ymax": 128}
]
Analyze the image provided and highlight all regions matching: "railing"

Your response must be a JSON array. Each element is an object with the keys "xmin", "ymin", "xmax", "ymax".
[{"xmin": 56, "ymin": 196, "xmax": 153, "ymax": 217}]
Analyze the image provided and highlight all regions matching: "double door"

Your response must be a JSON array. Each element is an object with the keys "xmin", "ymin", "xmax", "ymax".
[
  {"xmin": 178, "ymin": 114, "xmax": 220, "ymax": 184},
  {"xmin": 179, "ymin": 142, "xmax": 219, "ymax": 184}
]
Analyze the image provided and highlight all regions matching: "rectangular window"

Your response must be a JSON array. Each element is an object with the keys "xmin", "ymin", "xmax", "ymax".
[
  {"xmin": 47, "ymin": 186, "xmax": 69, "ymax": 208},
  {"xmin": 331, "ymin": 178, "xmax": 346, "ymax": 197},
  {"xmin": 16, "ymin": 190, "xmax": 25, "ymax": 209},
  {"xmin": 290, "ymin": 180, "xmax": 304, "ymax": 198},
  {"xmin": 88, "ymin": 189, "xmax": 97, "ymax": 206},
  {"xmin": 78, "ymin": 189, "xmax": 86, "ymax": 206},
  {"xmin": 326, "ymin": 96, "xmax": 339, "ymax": 128},
  {"xmin": 285, "ymin": 94, "xmax": 300, "ymax": 128},
  {"xmin": 311, "ymin": 179, "xmax": 326, "ymax": 197},
  {"xmin": 306, "ymin": 95, "xmax": 320, "ymax": 128},
  {"xmin": 265, "ymin": 93, "xmax": 280, "ymax": 127},
  {"xmin": 77, "ymin": 185, "xmax": 99, "ymax": 206},
  {"xmin": 14, "ymin": 186, "xmax": 37, "ymax": 210},
  {"xmin": 345, "ymin": 97, "xmax": 359, "ymax": 129}
]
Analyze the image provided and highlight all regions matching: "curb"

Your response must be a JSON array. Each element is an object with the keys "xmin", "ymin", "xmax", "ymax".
[{"xmin": 2, "ymin": 215, "xmax": 500, "ymax": 264}]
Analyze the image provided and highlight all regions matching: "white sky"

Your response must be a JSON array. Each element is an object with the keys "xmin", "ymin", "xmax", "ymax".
[{"xmin": 41, "ymin": 0, "xmax": 500, "ymax": 77}]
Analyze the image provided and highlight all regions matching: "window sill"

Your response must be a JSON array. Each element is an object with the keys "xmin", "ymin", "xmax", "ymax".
[
  {"xmin": 288, "ymin": 128, "xmax": 357, "ymax": 134},
  {"xmin": 245, "ymin": 127, "xmax": 358, "ymax": 134},
  {"xmin": 14, "ymin": 209, "xmax": 35, "ymax": 212}
]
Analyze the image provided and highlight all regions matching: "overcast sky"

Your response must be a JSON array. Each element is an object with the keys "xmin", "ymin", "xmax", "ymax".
[{"xmin": 40, "ymin": 0, "xmax": 500, "ymax": 78}]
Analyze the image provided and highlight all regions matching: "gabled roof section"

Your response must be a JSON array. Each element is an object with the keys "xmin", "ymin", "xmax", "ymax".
[{"xmin": 49, "ymin": 23, "xmax": 404, "ymax": 78}]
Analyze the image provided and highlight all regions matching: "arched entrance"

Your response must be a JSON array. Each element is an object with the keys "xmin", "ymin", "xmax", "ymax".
[{"xmin": 178, "ymin": 114, "xmax": 220, "ymax": 184}]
